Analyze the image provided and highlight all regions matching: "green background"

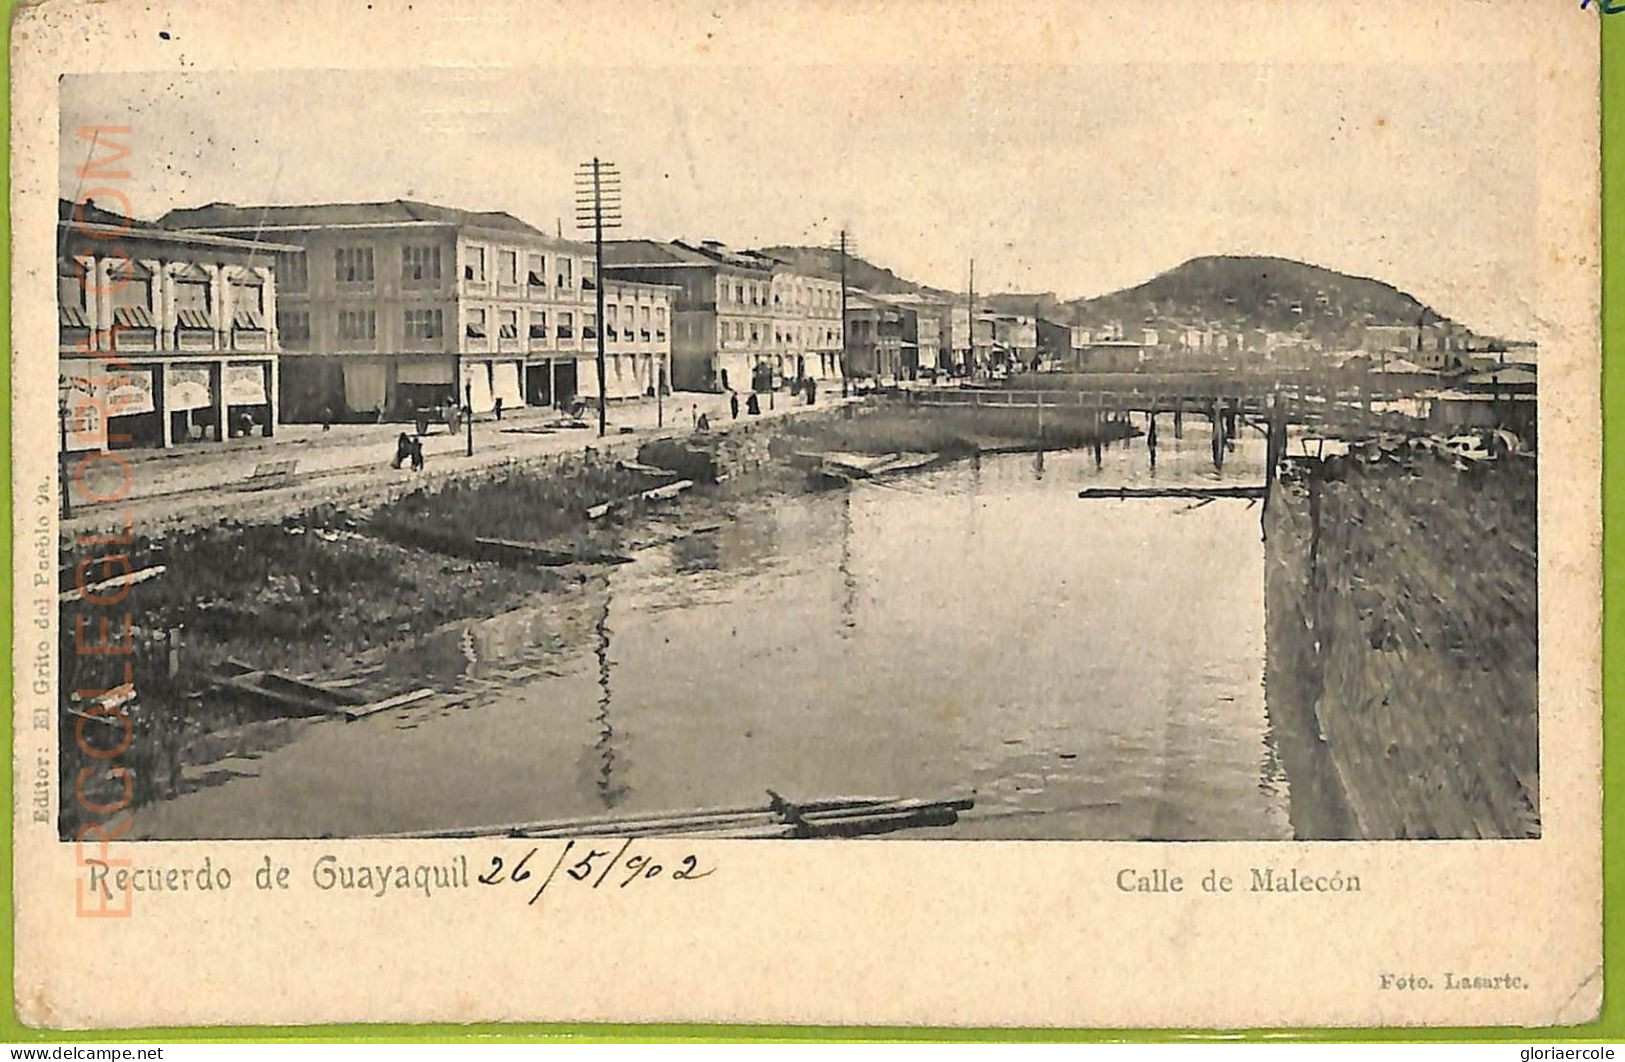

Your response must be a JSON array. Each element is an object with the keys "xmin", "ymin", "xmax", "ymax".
[{"xmin": 1, "ymin": 3, "xmax": 1618, "ymax": 1045}]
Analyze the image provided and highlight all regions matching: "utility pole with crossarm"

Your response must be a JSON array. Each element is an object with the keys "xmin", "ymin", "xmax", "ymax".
[{"xmin": 575, "ymin": 159, "xmax": 621, "ymax": 438}]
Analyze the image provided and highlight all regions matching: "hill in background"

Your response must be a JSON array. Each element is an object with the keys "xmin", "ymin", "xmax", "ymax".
[{"xmin": 756, "ymin": 247, "xmax": 1481, "ymax": 345}]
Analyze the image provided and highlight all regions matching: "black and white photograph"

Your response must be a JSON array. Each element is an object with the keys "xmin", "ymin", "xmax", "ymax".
[
  {"xmin": 52, "ymin": 51, "xmax": 1547, "ymax": 846},
  {"xmin": 14, "ymin": 0, "xmax": 1605, "ymax": 1033}
]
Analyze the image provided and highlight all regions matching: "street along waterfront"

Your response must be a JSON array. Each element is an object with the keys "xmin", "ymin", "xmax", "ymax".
[{"xmin": 120, "ymin": 414, "xmax": 1294, "ymax": 841}]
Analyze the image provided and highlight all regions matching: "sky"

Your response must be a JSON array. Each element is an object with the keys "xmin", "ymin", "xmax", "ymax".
[{"xmin": 61, "ymin": 61, "xmax": 1538, "ymax": 336}]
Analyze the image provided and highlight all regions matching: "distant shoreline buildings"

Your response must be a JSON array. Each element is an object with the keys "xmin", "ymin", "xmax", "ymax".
[{"xmin": 56, "ymin": 192, "xmax": 1534, "ymax": 452}]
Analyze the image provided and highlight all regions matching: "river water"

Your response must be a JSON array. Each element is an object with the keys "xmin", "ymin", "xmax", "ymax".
[{"xmin": 134, "ymin": 423, "xmax": 1293, "ymax": 841}]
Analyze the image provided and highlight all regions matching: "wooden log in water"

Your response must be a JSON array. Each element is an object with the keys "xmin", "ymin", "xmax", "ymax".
[
  {"xmin": 1077, "ymin": 485, "xmax": 1267, "ymax": 500},
  {"xmin": 797, "ymin": 805, "xmax": 964, "ymax": 838},
  {"xmin": 343, "ymin": 687, "xmax": 436, "ymax": 721},
  {"xmin": 381, "ymin": 795, "xmax": 903, "ymax": 840}
]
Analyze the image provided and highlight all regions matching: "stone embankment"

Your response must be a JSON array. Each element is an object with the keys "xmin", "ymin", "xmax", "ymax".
[{"xmin": 1264, "ymin": 450, "xmax": 1539, "ymax": 839}]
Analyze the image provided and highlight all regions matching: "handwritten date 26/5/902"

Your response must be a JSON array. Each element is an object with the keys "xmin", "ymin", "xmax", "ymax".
[{"xmin": 477, "ymin": 839, "xmax": 716, "ymax": 904}]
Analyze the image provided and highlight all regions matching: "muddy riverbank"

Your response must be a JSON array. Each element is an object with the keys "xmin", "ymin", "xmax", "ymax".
[{"xmin": 1262, "ymin": 448, "xmax": 1539, "ymax": 839}]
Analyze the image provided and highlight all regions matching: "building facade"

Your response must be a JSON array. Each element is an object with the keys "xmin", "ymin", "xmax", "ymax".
[
  {"xmin": 161, "ymin": 200, "xmax": 670, "ymax": 420},
  {"xmin": 58, "ymin": 198, "xmax": 289, "ymax": 451},
  {"xmin": 604, "ymin": 240, "xmax": 779, "ymax": 393},
  {"xmin": 769, "ymin": 267, "xmax": 843, "ymax": 383},
  {"xmin": 844, "ymin": 290, "xmax": 903, "ymax": 380}
]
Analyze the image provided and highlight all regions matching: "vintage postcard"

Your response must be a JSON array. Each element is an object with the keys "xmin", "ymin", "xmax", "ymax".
[{"xmin": 9, "ymin": 0, "xmax": 1602, "ymax": 1031}]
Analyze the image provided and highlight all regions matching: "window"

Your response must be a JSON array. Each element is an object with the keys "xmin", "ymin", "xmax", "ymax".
[
  {"xmin": 528, "ymin": 253, "xmax": 547, "ymax": 288},
  {"xmin": 498, "ymin": 309, "xmax": 519, "ymax": 339},
  {"xmin": 280, "ymin": 252, "xmax": 308, "ymax": 293},
  {"xmin": 175, "ymin": 280, "xmax": 211, "ymax": 330},
  {"xmin": 335, "ymin": 246, "xmax": 375, "ymax": 284},
  {"xmin": 606, "ymin": 305, "xmax": 618, "ymax": 340},
  {"xmin": 111, "ymin": 274, "xmax": 150, "ymax": 311},
  {"xmin": 583, "ymin": 313, "xmax": 597, "ymax": 340},
  {"xmin": 734, "ymin": 282, "xmax": 744, "ymax": 304},
  {"xmin": 281, "ymin": 310, "xmax": 311, "ymax": 342},
  {"xmin": 528, "ymin": 310, "xmax": 548, "ymax": 340},
  {"xmin": 655, "ymin": 306, "xmax": 667, "ymax": 340},
  {"xmin": 404, "ymin": 308, "xmax": 443, "ymax": 340},
  {"xmin": 556, "ymin": 258, "xmax": 573, "ymax": 289},
  {"xmin": 557, "ymin": 311, "xmax": 574, "ymax": 339},
  {"xmin": 58, "ymin": 274, "xmax": 83, "ymax": 310},
  {"xmin": 403, "ymin": 246, "xmax": 442, "ymax": 286},
  {"xmin": 640, "ymin": 305, "xmax": 652, "ymax": 339},
  {"xmin": 750, "ymin": 323, "xmax": 760, "ymax": 344},
  {"xmin": 338, "ymin": 309, "xmax": 377, "ymax": 340},
  {"xmin": 582, "ymin": 261, "xmax": 596, "ymax": 291},
  {"xmin": 465, "ymin": 308, "xmax": 487, "ymax": 340},
  {"xmin": 735, "ymin": 321, "xmax": 745, "ymax": 341},
  {"xmin": 464, "ymin": 245, "xmax": 486, "ymax": 282},
  {"xmin": 499, "ymin": 250, "xmax": 518, "ymax": 285},
  {"xmin": 230, "ymin": 281, "xmax": 265, "ymax": 328}
]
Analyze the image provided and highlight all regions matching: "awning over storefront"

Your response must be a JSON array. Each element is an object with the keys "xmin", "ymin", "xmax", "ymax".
[
  {"xmin": 343, "ymin": 362, "xmax": 387, "ymax": 412},
  {"xmin": 106, "ymin": 366, "xmax": 157, "ymax": 417},
  {"xmin": 462, "ymin": 361, "xmax": 495, "ymax": 413},
  {"xmin": 492, "ymin": 361, "xmax": 523, "ymax": 407},
  {"xmin": 224, "ymin": 363, "xmax": 268, "ymax": 405},
  {"xmin": 165, "ymin": 364, "xmax": 212, "ymax": 412}
]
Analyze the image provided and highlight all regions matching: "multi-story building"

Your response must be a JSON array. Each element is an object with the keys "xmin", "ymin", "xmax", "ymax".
[
  {"xmin": 844, "ymin": 290, "xmax": 903, "ymax": 380},
  {"xmin": 950, "ymin": 304, "xmax": 973, "ymax": 372},
  {"xmin": 161, "ymin": 199, "xmax": 671, "ymax": 420},
  {"xmin": 769, "ymin": 266, "xmax": 843, "ymax": 383},
  {"xmin": 58, "ymin": 198, "xmax": 291, "ymax": 451},
  {"xmin": 603, "ymin": 239, "xmax": 779, "ymax": 393},
  {"xmin": 1036, "ymin": 317, "xmax": 1075, "ymax": 363},
  {"xmin": 885, "ymin": 293, "xmax": 951, "ymax": 378}
]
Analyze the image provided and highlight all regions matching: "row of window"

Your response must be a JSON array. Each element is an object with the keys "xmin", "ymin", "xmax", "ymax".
[
  {"xmin": 279, "ymin": 245, "xmax": 633, "ymax": 297},
  {"xmin": 279, "ymin": 307, "xmax": 669, "ymax": 345},
  {"xmin": 58, "ymin": 274, "xmax": 264, "ymax": 322},
  {"xmin": 718, "ymin": 276, "xmax": 840, "ymax": 312},
  {"xmin": 723, "ymin": 320, "xmax": 835, "ymax": 346},
  {"xmin": 463, "ymin": 245, "xmax": 593, "ymax": 290}
]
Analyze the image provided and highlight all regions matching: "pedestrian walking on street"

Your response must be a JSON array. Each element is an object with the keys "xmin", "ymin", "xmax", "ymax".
[
  {"xmin": 806, "ymin": 377, "xmax": 817, "ymax": 406},
  {"xmin": 391, "ymin": 432, "xmax": 414, "ymax": 470},
  {"xmin": 410, "ymin": 438, "xmax": 425, "ymax": 472},
  {"xmin": 746, "ymin": 392, "xmax": 761, "ymax": 416},
  {"xmin": 730, "ymin": 391, "xmax": 740, "ymax": 419},
  {"xmin": 493, "ymin": 396, "xmax": 504, "ymax": 421}
]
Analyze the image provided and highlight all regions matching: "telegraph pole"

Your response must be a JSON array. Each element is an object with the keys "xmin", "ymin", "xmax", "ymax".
[
  {"xmin": 576, "ymin": 158, "xmax": 622, "ymax": 438},
  {"xmin": 838, "ymin": 229, "xmax": 849, "ymax": 397},
  {"xmin": 967, "ymin": 258, "xmax": 976, "ymax": 379}
]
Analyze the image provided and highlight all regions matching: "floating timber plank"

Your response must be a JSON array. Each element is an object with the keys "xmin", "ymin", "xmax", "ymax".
[
  {"xmin": 343, "ymin": 687, "xmax": 436, "ymax": 721},
  {"xmin": 1077, "ymin": 485, "xmax": 1267, "ymax": 500},
  {"xmin": 377, "ymin": 792, "xmax": 972, "ymax": 840}
]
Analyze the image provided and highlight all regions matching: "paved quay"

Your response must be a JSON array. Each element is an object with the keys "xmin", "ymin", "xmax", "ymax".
[{"xmin": 62, "ymin": 388, "xmax": 861, "ymax": 538}]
